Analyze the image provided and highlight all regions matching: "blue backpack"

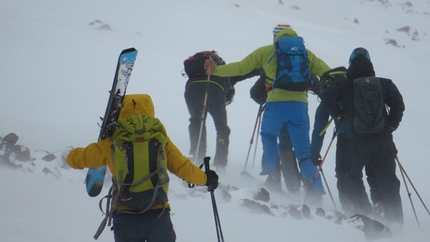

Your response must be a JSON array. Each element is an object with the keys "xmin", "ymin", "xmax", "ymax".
[{"xmin": 268, "ymin": 36, "xmax": 312, "ymax": 91}]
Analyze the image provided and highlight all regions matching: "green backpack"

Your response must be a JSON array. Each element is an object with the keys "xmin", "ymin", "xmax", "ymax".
[
  {"xmin": 112, "ymin": 114, "xmax": 169, "ymax": 211},
  {"xmin": 353, "ymin": 77, "xmax": 384, "ymax": 134}
]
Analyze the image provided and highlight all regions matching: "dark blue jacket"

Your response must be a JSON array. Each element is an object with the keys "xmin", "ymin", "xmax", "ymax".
[{"xmin": 310, "ymin": 104, "xmax": 347, "ymax": 159}]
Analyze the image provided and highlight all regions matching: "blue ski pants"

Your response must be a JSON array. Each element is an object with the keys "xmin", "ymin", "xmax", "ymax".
[{"xmin": 260, "ymin": 101, "xmax": 325, "ymax": 194}]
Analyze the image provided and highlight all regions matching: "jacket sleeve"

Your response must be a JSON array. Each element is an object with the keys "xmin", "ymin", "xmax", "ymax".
[
  {"xmin": 227, "ymin": 68, "xmax": 261, "ymax": 85},
  {"xmin": 66, "ymin": 138, "xmax": 112, "ymax": 170},
  {"xmin": 307, "ymin": 49, "xmax": 331, "ymax": 76},
  {"xmin": 166, "ymin": 140, "xmax": 207, "ymax": 186},
  {"xmin": 384, "ymin": 79, "xmax": 405, "ymax": 129},
  {"xmin": 213, "ymin": 46, "xmax": 268, "ymax": 77},
  {"xmin": 321, "ymin": 81, "xmax": 342, "ymax": 118},
  {"xmin": 310, "ymin": 104, "xmax": 330, "ymax": 158}
]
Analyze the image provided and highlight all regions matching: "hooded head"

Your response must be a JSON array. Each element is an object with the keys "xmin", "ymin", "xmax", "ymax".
[
  {"xmin": 119, "ymin": 94, "xmax": 155, "ymax": 119},
  {"xmin": 273, "ymin": 24, "xmax": 298, "ymax": 43},
  {"xmin": 347, "ymin": 47, "xmax": 375, "ymax": 79}
]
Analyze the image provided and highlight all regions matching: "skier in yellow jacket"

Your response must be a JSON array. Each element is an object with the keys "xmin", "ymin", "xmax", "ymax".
[{"xmin": 67, "ymin": 94, "xmax": 218, "ymax": 242}]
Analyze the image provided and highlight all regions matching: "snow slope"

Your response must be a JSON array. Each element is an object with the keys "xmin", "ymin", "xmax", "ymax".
[{"xmin": 1, "ymin": 0, "xmax": 430, "ymax": 241}]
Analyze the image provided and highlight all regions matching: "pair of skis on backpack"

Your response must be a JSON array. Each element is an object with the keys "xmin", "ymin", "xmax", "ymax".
[{"xmin": 85, "ymin": 48, "xmax": 138, "ymax": 197}]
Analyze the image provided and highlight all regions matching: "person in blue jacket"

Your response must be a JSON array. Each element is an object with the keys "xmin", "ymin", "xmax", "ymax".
[{"xmin": 309, "ymin": 66, "xmax": 350, "ymax": 210}]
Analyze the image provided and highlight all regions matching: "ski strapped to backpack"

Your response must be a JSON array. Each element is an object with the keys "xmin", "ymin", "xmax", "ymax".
[
  {"xmin": 353, "ymin": 76, "xmax": 384, "ymax": 134},
  {"xmin": 94, "ymin": 114, "xmax": 170, "ymax": 239},
  {"xmin": 85, "ymin": 48, "xmax": 138, "ymax": 197},
  {"xmin": 268, "ymin": 36, "xmax": 312, "ymax": 91}
]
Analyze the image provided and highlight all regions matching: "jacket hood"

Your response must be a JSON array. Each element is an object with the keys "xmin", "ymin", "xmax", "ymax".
[
  {"xmin": 119, "ymin": 94, "xmax": 155, "ymax": 119},
  {"xmin": 347, "ymin": 56, "xmax": 375, "ymax": 80},
  {"xmin": 274, "ymin": 28, "xmax": 298, "ymax": 43}
]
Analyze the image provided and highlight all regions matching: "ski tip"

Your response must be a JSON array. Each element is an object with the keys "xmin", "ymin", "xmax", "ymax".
[{"xmin": 121, "ymin": 47, "xmax": 138, "ymax": 54}]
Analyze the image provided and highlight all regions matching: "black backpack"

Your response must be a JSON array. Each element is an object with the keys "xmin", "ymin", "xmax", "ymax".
[
  {"xmin": 353, "ymin": 76, "xmax": 384, "ymax": 134},
  {"xmin": 183, "ymin": 51, "xmax": 225, "ymax": 79},
  {"xmin": 184, "ymin": 51, "xmax": 235, "ymax": 105},
  {"xmin": 320, "ymin": 66, "xmax": 348, "ymax": 90}
]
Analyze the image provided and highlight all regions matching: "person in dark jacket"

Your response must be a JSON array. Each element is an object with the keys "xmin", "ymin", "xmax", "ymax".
[
  {"xmin": 184, "ymin": 51, "xmax": 260, "ymax": 170},
  {"xmin": 321, "ymin": 48, "xmax": 405, "ymax": 224},
  {"xmin": 184, "ymin": 51, "xmax": 230, "ymax": 169}
]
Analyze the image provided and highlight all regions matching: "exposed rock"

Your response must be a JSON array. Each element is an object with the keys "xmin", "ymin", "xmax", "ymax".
[
  {"xmin": 385, "ymin": 38, "xmax": 405, "ymax": 48},
  {"xmin": 301, "ymin": 204, "xmax": 311, "ymax": 219},
  {"xmin": 42, "ymin": 153, "xmax": 57, "ymax": 162},
  {"xmin": 254, "ymin": 188, "xmax": 270, "ymax": 202},
  {"xmin": 397, "ymin": 26, "xmax": 410, "ymax": 33},
  {"xmin": 88, "ymin": 19, "xmax": 112, "ymax": 31},
  {"xmin": 242, "ymin": 198, "xmax": 274, "ymax": 215},
  {"xmin": 287, "ymin": 205, "xmax": 302, "ymax": 220}
]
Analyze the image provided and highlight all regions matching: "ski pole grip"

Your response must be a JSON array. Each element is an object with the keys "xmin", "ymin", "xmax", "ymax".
[{"xmin": 204, "ymin": 156, "xmax": 211, "ymax": 171}]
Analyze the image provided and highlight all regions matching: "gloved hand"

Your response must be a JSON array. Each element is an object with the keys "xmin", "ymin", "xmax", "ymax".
[
  {"xmin": 310, "ymin": 155, "xmax": 322, "ymax": 166},
  {"xmin": 205, "ymin": 170, "xmax": 219, "ymax": 191},
  {"xmin": 335, "ymin": 115, "xmax": 345, "ymax": 122},
  {"xmin": 204, "ymin": 58, "xmax": 217, "ymax": 75}
]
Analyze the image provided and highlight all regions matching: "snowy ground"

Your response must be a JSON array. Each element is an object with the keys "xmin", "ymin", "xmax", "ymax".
[{"xmin": 1, "ymin": 0, "xmax": 430, "ymax": 241}]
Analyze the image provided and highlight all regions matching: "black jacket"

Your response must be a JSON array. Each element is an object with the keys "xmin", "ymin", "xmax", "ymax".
[
  {"xmin": 321, "ymin": 56, "xmax": 405, "ymax": 137},
  {"xmin": 250, "ymin": 69, "xmax": 267, "ymax": 105}
]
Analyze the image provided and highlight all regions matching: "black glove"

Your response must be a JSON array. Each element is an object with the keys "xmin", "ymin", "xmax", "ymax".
[
  {"xmin": 310, "ymin": 155, "xmax": 322, "ymax": 166},
  {"xmin": 205, "ymin": 170, "xmax": 219, "ymax": 191}
]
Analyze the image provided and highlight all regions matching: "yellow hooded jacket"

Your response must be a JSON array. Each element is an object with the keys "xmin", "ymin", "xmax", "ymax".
[
  {"xmin": 213, "ymin": 28, "xmax": 331, "ymax": 103},
  {"xmin": 66, "ymin": 94, "xmax": 207, "ymax": 210}
]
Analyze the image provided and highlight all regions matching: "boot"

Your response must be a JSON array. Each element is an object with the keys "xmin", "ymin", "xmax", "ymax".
[
  {"xmin": 265, "ymin": 172, "xmax": 281, "ymax": 190},
  {"xmin": 279, "ymin": 150, "xmax": 301, "ymax": 195}
]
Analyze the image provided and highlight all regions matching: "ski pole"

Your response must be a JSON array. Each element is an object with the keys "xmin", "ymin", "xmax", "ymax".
[
  {"xmin": 396, "ymin": 155, "xmax": 430, "ymax": 216},
  {"xmin": 318, "ymin": 117, "xmax": 334, "ymax": 136},
  {"xmin": 193, "ymin": 56, "xmax": 214, "ymax": 164},
  {"xmin": 396, "ymin": 155, "xmax": 420, "ymax": 228},
  {"xmin": 204, "ymin": 157, "xmax": 225, "ymax": 242},
  {"xmin": 243, "ymin": 104, "xmax": 264, "ymax": 172},
  {"xmin": 251, "ymin": 106, "xmax": 263, "ymax": 168},
  {"xmin": 316, "ymin": 121, "xmax": 338, "ymax": 169}
]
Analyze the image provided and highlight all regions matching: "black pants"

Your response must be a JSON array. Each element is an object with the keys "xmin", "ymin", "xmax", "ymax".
[
  {"xmin": 344, "ymin": 132, "xmax": 403, "ymax": 224},
  {"xmin": 335, "ymin": 133, "xmax": 356, "ymax": 212},
  {"xmin": 278, "ymin": 125, "xmax": 301, "ymax": 194},
  {"xmin": 113, "ymin": 209, "xmax": 176, "ymax": 242},
  {"xmin": 185, "ymin": 82, "xmax": 230, "ymax": 167}
]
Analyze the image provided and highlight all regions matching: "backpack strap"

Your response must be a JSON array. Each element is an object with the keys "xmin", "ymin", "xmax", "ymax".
[
  {"xmin": 186, "ymin": 76, "xmax": 227, "ymax": 91},
  {"xmin": 94, "ymin": 185, "xmax": 119, "ymax": 240}
]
